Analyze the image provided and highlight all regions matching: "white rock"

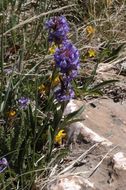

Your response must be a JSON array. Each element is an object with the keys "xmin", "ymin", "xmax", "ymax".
[
  {"xmin": 47, "ymin": 175, "xmax": 95, "ymax": 190},
  {"xmin": 64, "ymin": 100, "xmax": 78, "ymax": 115},
  {"xmin": 68, "ymin": 121, "xmax": 112, "ymax": 146},
  {"xmin": 65, "ymin": 100, "xmax": 112, "ymax": 146},
  {"xmin": 113, "ymin": 152, "xmax": 126, "ymax": 170}
]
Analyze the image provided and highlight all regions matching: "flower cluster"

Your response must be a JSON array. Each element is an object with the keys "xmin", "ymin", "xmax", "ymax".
[
  {"xmin": 54, "ymin": 130, "xmax": 66, "ymax": 145},
  {"xmin": 46, "ymin": 16, "xmax": 80, "ymax": 102},
  {"xmin": 45, "ymin": 16, "xmax": 69, "ymax": 44},
  {"xmin": 8, "ymin": 110, "xmax": 16, "ymax": 117},
  {"xmin": 18, "ymin": 97, "xmax": 30, "ymax": 109},
  {"xmin": 54, "ymin": 41, "xmax": 79, "ymax": 81},
  {"xmin": 55, "ymin": 87, "xmax": 75, "ymax": 102},
  {"xmin": 86, "ymin": 25, "xmax": 95, "ymax": 37},
  {"xmin": 0, "ymin": 158, "xmax": 8, "ymax": 173}
]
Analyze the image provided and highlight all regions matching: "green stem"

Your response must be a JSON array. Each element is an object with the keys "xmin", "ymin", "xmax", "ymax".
[{"xmin": 0, "ymin": 19, "xmax": 4, "ymax": 75}]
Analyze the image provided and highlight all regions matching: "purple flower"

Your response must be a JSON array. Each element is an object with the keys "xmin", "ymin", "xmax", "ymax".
[
  {"xmin": 46, "ymin": 16, "xmax": 80, "ymax": 102},
  {"xmin": 4, "ymin": 68, "xmax": 13, "ymax": 75},
  {"xmin": 45, "ymin": 16, "xmax": 69, "ymax": 44},
  {"xmin": 62, "ymin": 70, "xmax": 78, "ymax": 82},
  {"xmin": 18, "ymin": 97, "xmax": 30, "ymax": 109},
  {"xmin": 54, "ymin": 41, "xmax": 79, "ymax": 101},
  {"xmin": 54, "ymin": 41, "xmax": 80, "ymax": 79},
  {"xmin": 0, "ymin": 158, "xmax": 8, "ymax": 173},
  {"xmin": 55, "ymin": 87, "xmax": 75, "ymax": 102}
]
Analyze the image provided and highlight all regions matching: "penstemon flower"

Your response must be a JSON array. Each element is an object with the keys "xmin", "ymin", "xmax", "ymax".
[
  {"xmin": 0, "ymin": 158, "xmax": 8, "ymax": 173},
  {"xmin": 55, "ymin": 86, "xmax": 75, "ymax": 102},
  {"xmin": 18, "ymin": 97, "xmax": 30, "ymax": 109},
  {"xmin": 46, "ymin": 16, "xmax": 80, "ymax": 102},
  {"xmin": 54, "ymin": 40, "xmax": 80, "ymax": 101},
  {"xmin": 54, "ymin": 41, "xmax": 80, "ymax": 79},
  {"xmin": 45, "ymin": 16, "xmax": 69, "ymax": 44}
]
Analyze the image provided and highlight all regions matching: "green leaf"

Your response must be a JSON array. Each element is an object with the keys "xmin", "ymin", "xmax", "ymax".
[
  {"xmin": 64, "ymin": 105, "xmax": 84, "ymax": 121},
  {"xmin": 82, "ymin": 62, "xmax": 99, "ymax": 91},
  {"xmin": 60, "ymin": 118, "xmax": 84, "ymax": 129},
  {"xmin": 104, "ymin": 44, "xmax": 124, "ymax": 63},
  {"xmin": 58, "ymin": 105, "xmax": 84, "ymax": 129},
  {"xmin": 84, "ymin": 90, "xmax": 103, "ymax": 96},
  {"xmin": 27, "ymin": 105, "xmax": 35, "ymax": 137},
  {"xmin": 90, "ymin": 79, "xmax": 119, "ymax": 91},
  {"xmin": 0, "ymin": 76, "xmax": 13, "ymax": 114},
  {"xmin": 47, "ymin": 126, "xmax": 53, "ymax": 159}
]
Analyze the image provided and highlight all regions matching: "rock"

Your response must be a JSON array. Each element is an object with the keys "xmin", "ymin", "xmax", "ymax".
[
  {"xmin": 97, "ymin": 63, "xmax": 115, "ymax": 74},
  {"xmin": 121, "ymin": 62, "xmax": 126, "ymax": 70},
  {"xmin": 65, "ymin": 100, "xmax": 112, "ymax": 146},
  {"xmin": 64, "ymin": 99, "xmax": 79, "ymax": 115},
  {"xmin": 107, "ymin": 152, "xmax": 126, "ymax": 189},
  {"xmin": 120, "ymin": 62, "xmax": 126, "ymax": 75},
  {"xmin": 46, "ymin": 175, "xmax": 95, "ymax": 190},
  {"xmin": 113, "ymin": 152, "xmax": 126, "ymax": 171},
  {"xmin": 67, "ymin": 121, "xmax": 112, "ymax": 146}
]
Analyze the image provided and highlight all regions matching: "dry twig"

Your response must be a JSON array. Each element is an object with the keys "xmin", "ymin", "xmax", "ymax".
[{"xmin": 88, "ymin": 145, "xmax": 118, "ymax": 178}]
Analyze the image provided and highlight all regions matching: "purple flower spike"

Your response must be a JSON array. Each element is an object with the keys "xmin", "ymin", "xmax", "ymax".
[
  {"xmin": 54, "ymin": 41, "xmax": 80, "ymax": 79},
  {"xmin": 54, "ymin": 41, "xmax": 79, "ymax": 102},
  {"xmin": 45, "ymin": 16, "xmax": 80, "ymax": 102},
  {"xmin": 63, "ymin": 69, "xmax": 78, "ymax": 82},
  {"xmin": 55, "ymin": 87, "xmax": 75, "ymax": 102},
  {"xmin": 45, "ymin": 16, "xmax": 69, "ymax": 44},
  {"xmin": 0, "ymin": 158, "xmax": 8, "ymax": 173},
  {"xmin": 4, "ymin": 68, "xmax": 13, "ymax": 75},
  {"xmin": 18, "ymin": 97, "xmax": 30, "ymax": 109}
]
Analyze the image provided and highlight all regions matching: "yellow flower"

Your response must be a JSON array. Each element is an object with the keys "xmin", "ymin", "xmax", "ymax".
[
  {"xmin": 8, "ymin": 110, "xmax": 16, "ymax": 117},
  {"xmin": 49, "ymin": 44, "xmax": 57, "ymax": 55},
  {"xmin": 86, "ymin": 26, "xmax": 95, "ymax": 36},
  {"xmin": 38, "ymin": 84, "xmax": 49, "ymax": 94},
  {"xmin": 49, "ymin": 74, "xmax": 61, "ymax": 87},
  {"xmin": 88, "ymin": 49, "xmax": 96, "ymax": 57},
  {"xmin": 54, "ymin": 130, "xmax": 66, "ymax": 145},
  {"xmin": 51, "ymin": 75, "xmax": 61, "ymax": 87},
  {"xmin": 38, "ymin": 84, "xmax": 46, "ymax": 92}
]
